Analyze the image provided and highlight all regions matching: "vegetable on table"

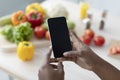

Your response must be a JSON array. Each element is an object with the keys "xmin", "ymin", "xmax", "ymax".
[
  {"xmin": 26, "ymin": 3, "xmax": 46, "ymax": 17},
  {"xmin": 27, "ymin": 11, "xmax": 43, "ymax": 29},
  {"xmin": 34, "ymin": 26, "xmax": 46, "ymax": 39},
  {"xmin": 1, "ymin": 22, "xmax": 33, "ymax": 44},
  {"xmin": 45, "ymin": 31, "xmax": 50, "ymax": 40},
  {"xmin": 80, "ymin": 2, "xmax": 89, "ymax": 19},
  {"xmin": 48, "ymin": 4, "xmax": 68, "ymax": 18},
  {"xmin": 0, "ymin": 14, "xmax": 12, "ymax": 26},
  {"xmin": 17, "ymin": 41, "xmax": 34, "ymax": 61},
  {"xmin": 109, "ymin": 46, "xmax": 120, "ymax": 55},
  {"xmin": 11, "ymin": 11, "xmax": 27, "ymax": 26},
  {"xmin": 41, "ymin": 22, "xmax": 48, "ymax": 30},
  {"xmin": 0, "ymin": 25, "xmax": 14, "ymax": 42},
  {"xmin": 84, "ymin": 29, "xmax": 94, "ymax": 39},
  {"xmin": 67, "ymin": 20, "xmax": 75, "ymax": 30},
  {"xmin": 93, "ymin": 36, "xmax": 105, "ymax": 46},
  {"xmin": 13, "ymin": 22, "xmax": 33, "ymax": 44},
  {"xmin": 80, "ymin": 35, "xmax": 92, "ymax": 45},
  {"xmin": 109, "ymin": 40, "xmax": 120, "ymax": 55}
]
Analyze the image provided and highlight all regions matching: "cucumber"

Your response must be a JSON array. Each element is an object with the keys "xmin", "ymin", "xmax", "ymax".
[{"xmin": 0, "ymin": 14, "xmax": 12, "ymax": 26}]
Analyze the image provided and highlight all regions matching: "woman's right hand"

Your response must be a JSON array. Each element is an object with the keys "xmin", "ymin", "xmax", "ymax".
[
  {"xmin": 60, "ymin": 31, "xmax": 103, "ymax": 71},
  {"xmin": 50, "ymin": 31, "xmax": 120, "ymax": 80},
  {"xmin": 63, "ymin": 45, "xmax": 102, "ymax": 71}
]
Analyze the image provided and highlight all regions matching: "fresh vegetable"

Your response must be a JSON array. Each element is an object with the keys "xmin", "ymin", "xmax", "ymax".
[
  {"xmin": 80, "ymin": 2, "xmax": 89, "ymax": 19},
  {"xmin": 48, "ymin": 4, "xmax": 68, "ymax": 18},
  {"xmin": 93, "ymin": 36, "xmax": 105, "ymax": 46},
  {"xmin": 13, "ymin": 22, "xmax": 33, "ymax": 44},
  {"xmin": 84, "ymin": 29, "xmax": 94, "ymax": 39},
  {"xmin": 27, "ymin": 11, "xmax": 43, "ymax": 29},
  {"xmin": 1, "ymin": 22, "xmax": 33, "ymax": 44},
  {"xmin": 109, "ymin": 46, "xmax": 120, "ymax": 55},
  {"xmin": 26, "ymin": 3, "xmax": 46, "ymax": 16},
  {"xmin": 17, "ymin": 41, "xmax": 34, "ymax": 61},
  {"xmin": 34, "ymin": 26, "xmax": 46, "ymax": 38},
  {"xmin": 109, "ymin": 47, "xmax": 117, "ymax": 55},
  {"xmin": 67, "ymin": 20, "xmax": 75, "ymax": 30},
  {"xmin": 11, "ymin": 11, "xmax": 27, "ymax": 26},
  {"xmin": 0, "ymin": 25, "xmax": 14, "ymax": 42},
  {"xmin": 80, "ymin": 35, "xmax": 91, "ymax": 45},
  {"xmin": 41, "ymin": 22, "xmax": 48, "ymax": 30},
  {"xmin": 0, "ymin": 15, "xmax": 12, "ymax": 26},
  {"xmin": 45, "ymin": 31, "xmax": 50, "ymax": 40}
]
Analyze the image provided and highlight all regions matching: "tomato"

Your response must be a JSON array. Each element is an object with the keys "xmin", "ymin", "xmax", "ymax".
[
  {"xmin": 115, "ymin": 46, "xmax": 120, "ymax": 53},
  {"xmin": 109, "ymin": 46, "xmax": 120, "ymax": 55},
  {"xmin": 84, "ymin": 29, "xmax": 94, "ymax": 39},
  {"xmin": 45, "ymin": 31, "xmax": 50, "ymax": 40},
  {"xmin": 34, "ymin": 26, "xmax": 46, "ymax": 38},
  {"xmin": 109, "ymin": 47, "xmax": 117, "ymax": 55},
  {"xmin": 80, "ymin": 35, "xmax": 91, "ymax": 45},
  {"xmin": 93, "ymin": 36, "xmax": 105, "ymax": 46}
]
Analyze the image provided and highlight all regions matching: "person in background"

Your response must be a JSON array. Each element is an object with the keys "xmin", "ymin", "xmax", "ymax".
[{"xmin": 38, "ymin": 31, "xmax": 120, "ymax": 80}]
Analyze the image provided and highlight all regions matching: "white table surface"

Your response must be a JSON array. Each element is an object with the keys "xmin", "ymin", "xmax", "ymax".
[{"xmin": 0, "ymin": 0, "xmax": 120, "ymax": 80}]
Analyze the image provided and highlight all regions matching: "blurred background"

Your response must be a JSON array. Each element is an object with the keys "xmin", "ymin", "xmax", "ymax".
[
  {"xmin": 0, "ymin": 0, "xmax": 119, "ymax": 80},
  {"xmin": 0, "ymin": 0, "xmax": 120, "ymax": 17}
]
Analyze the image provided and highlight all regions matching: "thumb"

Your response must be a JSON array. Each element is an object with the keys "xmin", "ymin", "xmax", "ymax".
[
  {"xmin": 63, "ymin": 51, "xmax": 80, "ymax": 58},
  {"xmin": 58, "ymin": 62, "xmax": 64, "ymax": 72},
  {"xmin": 46, "ymin": 46, "xmax": 52, "ymax": 64}
]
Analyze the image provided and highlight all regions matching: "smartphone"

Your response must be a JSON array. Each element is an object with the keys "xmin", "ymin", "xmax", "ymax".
[{"xmin": 47, "ymin": 17, "xmax": 72, "ymax": 58}]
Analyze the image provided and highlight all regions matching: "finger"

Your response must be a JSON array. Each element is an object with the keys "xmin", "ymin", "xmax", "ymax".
[
  {"xmin": 71, "ymin": 41, "xmax": 73, "ymax": 46},
  {"xmin": 58, "ymin": 62, "xmax": 64, "ymax": 72},
  {"xmin": 49, "ymin": 57, "xmax": 76, "ymax": 62},
  {"xmin": 71, "ymin": 31, "xmax": 85, "ymax": 46},
  {"xmin": 49, "ymin": 64, "xmax": 58, "ymax": 69},
  {"xmin": 70, "ymin": 31, "xmax": 85, "ymax": 50},
  {"xmin": 49, "ymin": 58, "xmax": 66, "ymax": 63},
  {"xmin": 63, "ymin": 51, "xmax": 79, "ymax": 58},
  {"xmin": 69, "ymin": 30, "xmax": 75, "ymax": 37},
  {"xmin": 47, "ymin": 46, "xmax": 52, "ymax": 57},
  {"xmin": 56, "ymin": 57, "xmax": 73, "ymax": 61},
  {"xmin": 49, "ymin": 58, "xmax": 59, "ymax": 63},
  {"xmin": 46, "ymin": 46, "xmax": 53, "ymax": 63},
  {"xmin": 71, "ymin": 41, "xmax": 78, "ymax": 50},
  {"xmin": 72, "ymin": 44, "xmax": 77, "ymax": 50}
]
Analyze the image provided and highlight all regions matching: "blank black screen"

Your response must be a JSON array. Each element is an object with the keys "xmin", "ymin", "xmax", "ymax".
[{"xmin": 48, "ymin": 17, "xmax": 72, "ymax": 58}]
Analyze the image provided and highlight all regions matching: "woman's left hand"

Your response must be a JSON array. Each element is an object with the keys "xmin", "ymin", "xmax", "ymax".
[{"xmin": 38, "ymin": 48, "xmax": 64, "ymax": 80}]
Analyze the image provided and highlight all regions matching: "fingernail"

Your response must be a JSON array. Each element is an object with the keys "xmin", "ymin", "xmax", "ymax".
[
  {"xmin": 63, "ymin": 52, "xmax": 67, "ymax": 56},
  {"xmin": 49, "ymin": 46, "xmax": 52, "ymax": 49}
]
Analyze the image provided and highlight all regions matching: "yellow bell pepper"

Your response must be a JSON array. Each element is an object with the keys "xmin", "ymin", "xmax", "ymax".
[
  {"xmin": 80, "ymin": 2, "xmax": 90, "ymax": 19},
  {"xmin": 26, "ymin": 3, "xmax": 46, "ymax": 16},
  {"xmin": 17, "ymin": 41, "xmax": 34, "ymax": 61}
]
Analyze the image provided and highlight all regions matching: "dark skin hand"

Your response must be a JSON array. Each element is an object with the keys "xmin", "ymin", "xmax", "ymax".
[
  {"xmin": 56, "ymin": 31, "xmax": 120, "ymax": 80},
  {"xmin": 54, "ymin": 31, "xmax": 101, "ymax": 70},
  {"xmin": 38, "ymin": 48, "xmax": 64, "ymax": 80},
  {"xmin": 64, "ymin": 46, "xmax": 120, "ymax": 80},
  {"xmin": 39, "ymin": 31, "xmax": 120, "ymax": 80}
]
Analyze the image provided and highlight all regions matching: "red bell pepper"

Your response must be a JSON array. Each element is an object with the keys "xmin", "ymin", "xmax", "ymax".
[{"xmin": 27, "ymin": 11, "xmax": 43, "ymax": 29}]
